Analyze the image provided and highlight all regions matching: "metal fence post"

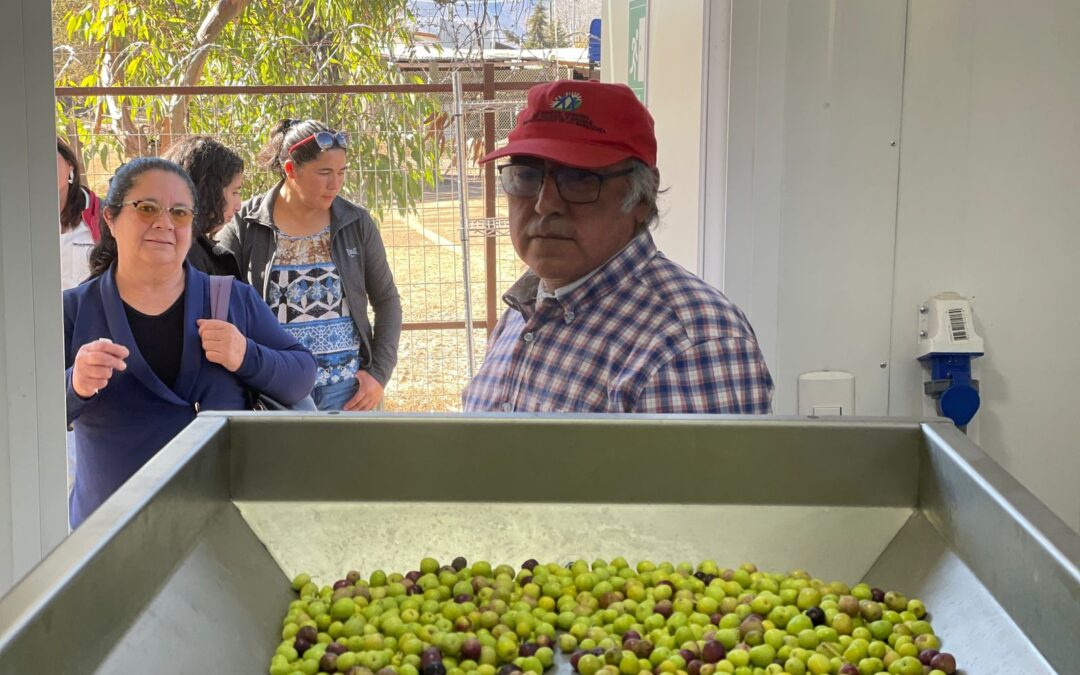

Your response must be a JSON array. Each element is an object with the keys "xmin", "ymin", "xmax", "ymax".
[
  {"xmin": 451, "ymin": 71, "xmax": 476, "ymax": 378},
  {"xmin": 483, "ymin": 63, "xmax": 498, "ymax": 338}
]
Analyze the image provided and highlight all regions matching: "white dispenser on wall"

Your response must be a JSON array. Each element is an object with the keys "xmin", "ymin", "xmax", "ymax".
[{"xmin": 798, "ymin": 370, "xmax": 855, "ymax": 416}]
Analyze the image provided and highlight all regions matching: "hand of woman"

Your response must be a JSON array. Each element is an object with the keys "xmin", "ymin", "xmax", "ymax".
[
  {"xmin": 344, "ymin": 370, "xmax": 384, "ymax": 411},
  {"xmin": 196, "ymin": 319, "xmax": 248, "ymax": 372},
  {"xmin": 72, "ymin": 338, "xmax": 130, "ymax": 398}
]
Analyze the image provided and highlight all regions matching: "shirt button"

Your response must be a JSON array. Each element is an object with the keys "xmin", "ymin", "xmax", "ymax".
[
  {"xmin": 564, "ymin": 311, "xmax": 576, "ymax": 324},
  {"xmin": 500, "ymin": 402, "xmax": 513, "ymax": 412},
  {"xmin": 523, "ymin": 332, "xmax": 534, "ymax": 343}
]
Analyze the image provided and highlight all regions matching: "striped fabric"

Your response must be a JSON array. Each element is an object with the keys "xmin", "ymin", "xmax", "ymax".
[{"xmin": 462, "ymin": 233, "xmax": 773, "ymax": 413}]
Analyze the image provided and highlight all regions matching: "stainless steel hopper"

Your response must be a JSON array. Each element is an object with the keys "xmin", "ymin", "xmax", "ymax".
[{"xmin": 0, "ymin": 416, "xmax": 1076, "ymax": 674}]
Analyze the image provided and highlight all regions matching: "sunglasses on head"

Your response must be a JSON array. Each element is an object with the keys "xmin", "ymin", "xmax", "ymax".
[
  {"xmin": 120, "ymin": 200, "xmax": 197, "ymax": 227},
  {"xmin": 287, "ymin": 130, "xmax": 349, "ymax": 156}
]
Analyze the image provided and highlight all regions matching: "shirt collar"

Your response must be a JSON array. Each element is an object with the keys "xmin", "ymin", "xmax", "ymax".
[
  {"xmin": 504, "ymin": 231, "xmax": 658, "ymax": 319},
  {"xmin": 535, "ymin": 264, "xmax": 603, "ymax": 307}
]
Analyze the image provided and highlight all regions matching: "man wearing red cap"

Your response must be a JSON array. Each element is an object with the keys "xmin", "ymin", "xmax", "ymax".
[{"xmin": 462, "ymin": 80, "xmax": 772, "ymax": 413}]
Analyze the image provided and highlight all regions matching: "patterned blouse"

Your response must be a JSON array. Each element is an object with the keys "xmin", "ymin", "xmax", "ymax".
[{"xmin": 268, "ymin": 227, "xmax": 363, "ymax": 388}]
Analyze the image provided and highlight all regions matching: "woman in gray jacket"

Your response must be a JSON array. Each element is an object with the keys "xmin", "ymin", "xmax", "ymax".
[{"xmin": 219, "ymin": 119, "xmax": 401, "ymax": 410}]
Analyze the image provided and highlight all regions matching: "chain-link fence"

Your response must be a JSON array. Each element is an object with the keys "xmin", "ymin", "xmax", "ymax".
[{"xmin": 56, "ymin": 62, "xmax": 576, "ymax": 411}]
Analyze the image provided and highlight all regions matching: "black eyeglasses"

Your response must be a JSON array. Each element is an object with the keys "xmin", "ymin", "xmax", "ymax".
[
  {"xmin": 120, "ymin": 200, "xmax": 197, "ymax": 227},
  {"xmin": 497, "ymin": 163, "xmax": 634, "ymax": 204},
  {"xmin": 288, "ymin": 131, "xmax": 349, "ymax": 156}
]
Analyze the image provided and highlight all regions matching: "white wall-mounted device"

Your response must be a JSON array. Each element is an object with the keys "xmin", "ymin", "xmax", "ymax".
[
  {"xmin": 798, "ymin": 371, "xmax": 855, "ymax": 416},
  {"xmin": 917, "ymin": 292, "xmax": 984, "ymax": 428}
]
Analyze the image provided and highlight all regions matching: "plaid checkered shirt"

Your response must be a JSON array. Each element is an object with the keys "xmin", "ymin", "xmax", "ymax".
[{"xmin": 462, "ymin": 233, "xmax": 773, "ymax": 413}]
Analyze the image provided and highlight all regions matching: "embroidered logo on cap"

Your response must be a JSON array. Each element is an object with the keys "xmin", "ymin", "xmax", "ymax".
[{"xmin": 551, "ymin": 91, "xmax": 583, "ymax": 111}]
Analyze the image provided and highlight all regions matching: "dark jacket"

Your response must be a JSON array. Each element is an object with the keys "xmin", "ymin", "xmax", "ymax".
[
  {"xmin": 64, "ymin": 264, "xmax": 317, "ymax": 527},
  {"xmin": 187, "ymin": 233, "xmax": 241, "ymax": 279},
  {"xmin": 218, "ymin": 183, "xmax": 401, "ymax": 385}
]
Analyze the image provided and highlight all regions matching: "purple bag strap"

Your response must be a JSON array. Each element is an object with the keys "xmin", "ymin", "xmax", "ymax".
[{"xmin": 208, "ymin": 275, "xmax": 233, "ymax": 322}]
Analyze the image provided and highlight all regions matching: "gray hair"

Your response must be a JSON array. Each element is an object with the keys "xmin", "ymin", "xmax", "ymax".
[{"xmin": 620, "ymin": 160, "xmax": 661, "ymax": 232}]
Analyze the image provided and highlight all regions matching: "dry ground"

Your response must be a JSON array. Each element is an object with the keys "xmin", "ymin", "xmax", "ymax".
[{"xmin": 377, "ymin": 190, "xmax": 525, "ymax": 412}]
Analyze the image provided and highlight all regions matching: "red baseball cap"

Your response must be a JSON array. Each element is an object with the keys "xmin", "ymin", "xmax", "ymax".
[{"xmin": 481, "ymin": 80, "xmax": 657, "ymax": 169}]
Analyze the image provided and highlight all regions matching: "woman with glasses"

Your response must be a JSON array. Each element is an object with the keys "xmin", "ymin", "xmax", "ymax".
[
  {"xmin": 63, "ymin": 158, "xmax": 316, "ymax": 527},
  {"xmin": 161, "ymin": 136, "xmax": 245, "ymax": 278},
  {"xmin": 219, "ymin": 119, "xmax": 402, "ymax": 411}
]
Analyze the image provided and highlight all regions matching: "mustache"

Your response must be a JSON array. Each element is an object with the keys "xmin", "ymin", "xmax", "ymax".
[{"xmin": 525, "ymin": 216, "xmax": 573, "ymax": 238}]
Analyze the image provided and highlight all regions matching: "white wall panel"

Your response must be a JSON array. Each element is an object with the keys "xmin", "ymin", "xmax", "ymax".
[
  {"xmin": 724, "ymin": 0, "xmax": 907, "ymax": 414},
  {"xmin": 891, "ymin": 0, "xmax": 1080, "ymax": 531},
  {"xmin": 0, "ymin": 0, "xmax": 69, "ymax": 593}
]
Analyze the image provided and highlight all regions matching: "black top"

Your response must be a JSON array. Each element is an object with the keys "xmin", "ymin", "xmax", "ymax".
[
  {"xmin": 187, "ymin": 234, "xmax": 241, "ymax": 279},
  {"xmin": 123, "ymin": 294, "xmax": 185, "ymax": 389}
]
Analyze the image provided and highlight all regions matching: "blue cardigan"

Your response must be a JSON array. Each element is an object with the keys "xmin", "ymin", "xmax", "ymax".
[{"xmin": 64, "ymin": 264, "xmax": 317, "ymax": 527}]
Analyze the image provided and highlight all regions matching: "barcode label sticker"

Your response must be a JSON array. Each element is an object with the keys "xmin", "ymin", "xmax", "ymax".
[{"xmin": 948, "ymin": 307, "xmax": 969, "ymax": 342}]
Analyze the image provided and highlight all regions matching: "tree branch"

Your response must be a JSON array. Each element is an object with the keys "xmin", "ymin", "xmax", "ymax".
[{"xmin": 167, "ymin": 0, "xmax": 249, "ymax": 142}]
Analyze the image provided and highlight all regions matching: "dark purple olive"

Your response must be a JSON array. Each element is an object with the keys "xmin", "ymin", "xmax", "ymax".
[
  {"xmin": 654, "ymin": 599, "xmax": 673, "ymax": 618},
  {"xmin": 622, "ymin": 630, "xmax": 642, "ymax": 644},
  {"xmin": 871, "ymin": 588, "xmax": 885, "ymax": 602},
  {"xmin": 421, "ymin": 646, "xmax": 443, "ymax": 667},
  {"xmin": 694, "ymin": 571, "xmax": 708, "ymax": 581},
  {"xmin": 590, "ymin": 647, "xmax": 605, "ymax": 656},
  {"xmin": 838, "ymin": 665, "xmax": 859, "ymax": 675},
  {"xmin": 406, "ymin": 570, "xmax": 423, "ymax": 583},
  {"xmin": 297, "ymin": 625, "xmax": 318, "ymax": 643},
  {"xmin": 702, "ymin": 574, "xmax": 716, "ymax": 584},
  {"xmin": 522, "ymin": 559, "xmax": 539, "ymax": 571},
  {"xmin": 710, "ymin": 613, "xmax": 724, "ymax": 626},
  {"xmin": 679, "ymin": 649, "xmax": 696, "ymax": 663},
  {"xmin": 570, "ymin": 651, "xmax": 585, "ymax": 670},
  {"xmin": 519, "ymin": 642, "xmax": 539, "ymax": 657},
  {"xmin": 406, "ymin": 584, "xmax": 423, "ymax": 595},
  {"xmin": 497, "ymin": 666, "xmax": 520, "ymax": 675},
  {"xmin": 805, "ymin": 607, "xmax": 826, "ymax": 626},
  {"xmin": 687, "ymin": 659, "xmax": 703, "ymax": 675},
  {"xmin": 930, "ymin": 653, "xmax": 957, "ymax": 674},
  {"xmin": 455, "ymin": 593, "xmax": 472, "ymax": 604},
  {"xmin": 319, "ymin": 653, "xmax": 338, "ymax": 673},
  {"xmin": 326, "ymin": 641, "xmax": 348, "ymax": 655},
  {"xmin": 701, "ymin": 640, "xmax": 725, "ymax": 664},
  {"xmin": 536, "ymin": 634, "xmax": 554, "ymax": 649},
  {"xmin": 452, "ymin": 556, "xmax": 468, "ymax": 571},
  {"xmin": 461, "ymin": 637, "xmax": 482, "ymax": 661},
  {"xmin": 631, "ymin": 640, "xmax": 653, "ymax": 659},
  {"xmin": 918, "ymin": 649, "xmax": 940, "ymax": 666},
  {"xmin": 423, "ymin": 663, "xmax": 448, "ymax": 675},
  {"xmin": 293, "ymin": 637, "xmax": 313, "ymax": 654},
  {"xmin": 333, "ymin": 578, "xmax": 351, "ymax": 590},
  {"xmin": 519, "ymin": 575, "xmax": 533, "ymax": 586}
]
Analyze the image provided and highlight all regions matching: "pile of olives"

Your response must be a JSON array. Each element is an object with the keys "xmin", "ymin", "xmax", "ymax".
[{"xmin": 268, "ymin": 558, "xmax": 959, "ymax": 675}]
